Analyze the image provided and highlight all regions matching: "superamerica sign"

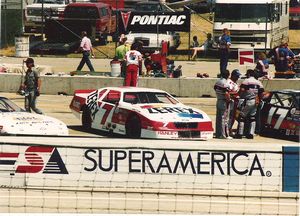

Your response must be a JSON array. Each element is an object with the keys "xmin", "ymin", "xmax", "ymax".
[{"xmin": 119, "ymin": 11, "xmax": 191, "ymax": 33}]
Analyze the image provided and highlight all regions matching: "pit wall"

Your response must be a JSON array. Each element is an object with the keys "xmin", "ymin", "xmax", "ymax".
[{"xmin": 0, "ymin": 73, "xmax": 299, "ymax": 97}]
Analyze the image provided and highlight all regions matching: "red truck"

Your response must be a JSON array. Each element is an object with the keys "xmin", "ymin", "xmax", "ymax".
[{"xmin": 31, "ymin": 2, "xmax": 118, "ymax": 54}]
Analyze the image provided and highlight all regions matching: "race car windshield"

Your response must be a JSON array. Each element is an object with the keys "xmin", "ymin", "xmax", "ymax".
[
  {"xmin": 123, "ymin": 92, "xmax": 178, "ymax": 104},
  {"xmin": 0, "ymin": 98, "xmax": 24, "ymax": 112}
]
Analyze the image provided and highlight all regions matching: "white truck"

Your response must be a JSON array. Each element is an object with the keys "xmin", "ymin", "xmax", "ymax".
[
  {"xmin": 213, "ymin": 0, "xmax": 289, "ymax": 50},
  {"xmin": 24, "ymin": 0, "xmax": 90, "ymax": 34}
]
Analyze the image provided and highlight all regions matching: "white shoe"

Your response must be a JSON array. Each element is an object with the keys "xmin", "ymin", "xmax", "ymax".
[{"xmin": 226, "ymin": 136, "xmax": 233, "ymax": 140}]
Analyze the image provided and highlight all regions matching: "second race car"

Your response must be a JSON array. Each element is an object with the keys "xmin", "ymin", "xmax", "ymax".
[
  {"xmin": 259, "ymin": 89, "xmax": 300, "ymax": 141},
  {"xmin": 70, "ymin": 87, "xmax": 213, "ymax": 140},
  {"xmin": 0, "ymin": 96, "xmax": 69, "ymax": 136}
]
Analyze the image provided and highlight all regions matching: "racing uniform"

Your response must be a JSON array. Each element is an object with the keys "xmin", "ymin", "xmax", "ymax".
[
  {"xmin": 227, "ymin": 79, "xmax": 239, "ymax": 131},
  {"xmin": 125, "ymin": 50, "xmax": 142, "ymax": 87},
  {"xmin": 214, "ymin": 78, "xmax": 231, "ymax": 138},
  {"xmin": 236, "ymin": 77, "xmax": 264, "ymax": 138}
]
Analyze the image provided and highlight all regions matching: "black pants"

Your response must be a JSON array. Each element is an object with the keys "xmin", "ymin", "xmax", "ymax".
[{"xmin": 77, "ymin": 51, "xmax": 95, "ymax": 72}]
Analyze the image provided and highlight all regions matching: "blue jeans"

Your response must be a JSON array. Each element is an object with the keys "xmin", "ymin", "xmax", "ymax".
[
  {"xmin": 77, "ymin": 51, "xmax": 95, "ymax": 72},
  {"xmin": 25, "ymin": 90, "xmax": 43, "ymax": 114},
  {"xmin": 220, "ymin": 49, "xmax": 229, "ymax": 74}
]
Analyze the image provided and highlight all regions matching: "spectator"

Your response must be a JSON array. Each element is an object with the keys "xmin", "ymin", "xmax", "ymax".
[
  {"xmin": 191, "ymin": 33, "xmax": 213, "ymax": 60},
  {"xmin": 255, "ymin": 52, "xmax": 270, "ymax": 79},
  {"xmin": 227, "ymin": 69, "xmax": 241, "ymax": 133},
  {"xmin": 22, "ymin": 58, "xmax": 43, "ymax": 114},
  {"xmin": 76, "ymin": 31, "xmax": 95, "ymax": 73},
  {"xmin": 274, "ymin": 41, "xmax": 291, "ymax": 72},
  {"xmin": 124, "ymin": 42, "xmax": 143, "ymax": 87},
  {"xmin": 218, "ymin": 28, "xmax": 231, "ymax": 75},
  {"xmin": 191, "ymin": 35, "xmax": 200, "ymax": 60},
  {"xmin": 214, "ymin": 70, "xmax": 232, "ymax": 139},
  {"xmin": 173, "ymin": 65, "xmax": 182, "ymax": 78},
  {"xmin": 116, "ymin": 37, "xmax": 130, "ymax": 77},
  {"xmin": 235, "ymin": 69, "xmax": 264, "ymax": 139}
]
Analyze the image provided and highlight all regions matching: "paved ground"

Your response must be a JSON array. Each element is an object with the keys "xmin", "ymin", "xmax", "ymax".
[
  {"xmin": 0, "ymin": 56, "xmax": 276, "ymax": 78},
  {"xmin": 1, "ymin": 92, "xmax": 295, "ymax": 144}
]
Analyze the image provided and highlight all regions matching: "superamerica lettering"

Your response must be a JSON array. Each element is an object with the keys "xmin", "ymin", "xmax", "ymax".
[
  {"xmin": 130, "ymin": 15, "xmax": 186, "ymax": 25},
  {"xmin": 84, "ymin": 149, "xmax": 266, "ymax": 176}
]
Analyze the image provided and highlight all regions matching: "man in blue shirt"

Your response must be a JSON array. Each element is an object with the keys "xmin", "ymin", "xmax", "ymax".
[{"xmin": 218, "ymin": 28, "xmax": 231, "ymax": 75}]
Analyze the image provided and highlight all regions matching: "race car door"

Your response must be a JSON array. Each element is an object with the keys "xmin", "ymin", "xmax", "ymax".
[{"xmin": 92, "ymin": 90, "xmax": 121, "ymax": 131}]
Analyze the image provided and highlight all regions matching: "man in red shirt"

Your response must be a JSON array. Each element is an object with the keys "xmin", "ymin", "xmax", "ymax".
[{"xmin": 124, "ymin": 42, "xmax": 142, "ymax": 86}]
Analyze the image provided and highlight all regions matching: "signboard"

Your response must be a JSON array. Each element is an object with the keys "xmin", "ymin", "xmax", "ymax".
[
  {"xmin": 119, "ymin": 11, "xmax": 191, "ymax": 33},
  {"xmin": 0, "ymin": 143, "xmax": 287, "ymax": 192},
  {"xmin": 238, "ymin": 49, "xmax": 255, "ymax": 66}
]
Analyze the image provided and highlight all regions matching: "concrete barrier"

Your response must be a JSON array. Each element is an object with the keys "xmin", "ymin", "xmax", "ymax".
[{"xmin": 0, "ymin": 73, "xmax": 299, "ymax": 97}]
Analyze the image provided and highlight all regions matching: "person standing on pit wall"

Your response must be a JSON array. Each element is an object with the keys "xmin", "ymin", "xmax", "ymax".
[
  {"xmin": 22, "ymin": 58, "xmax": 43, "ymax": 114},
  {"xmin": 235, "ymin": 69, "xmax": 264, "ymax": 139},
  {"xmin": 214, "ymin": 70, "xmax": 232, "ymax": 139},
  {"xmin": 218, "ymin": 28, "xmax": 231, "ymax": 75},
  {"xmin": 116, "ymin": 37, "xmax": 130, "ymax": 77},
  {"xmin": 76, "ymin": 31, "xmax": 95, "ymax": 73},
  {"xmin": 124, "ymin": 42, "xmax": 143, "ymax": 87},
  {"xmin": 227, "ymin": 69, "xmax": 241, "ymax": 133}
]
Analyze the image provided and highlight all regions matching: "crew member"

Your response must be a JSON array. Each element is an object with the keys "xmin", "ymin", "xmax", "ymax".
[
  {"xmin": 22, "ymin": 58, "xmax": 43, "ymax": 114},
  {"xmin": 227, "ymin": 69, "xmax": 241, "ymax": 132},
  {"xmin": 124, "ymin": 42, "xmax": 143, "ymax": 87},
  {"xmin": 116, "ymin": 37, "xmax": 130, "ymax": 77},
  {"xmin": 76, "ymin": 31, "xmax": 95, "ymax": 73},
  {"xmin": 218, "ymin": 28, "xmax": 231, "ymax": 75},
  {"xmin": 214, "ymin": 70, "xmax": 232, "ymax": 139},
  {"xmin": 236, "ymin": 69, "xmax": 264, "ymax": 139}
]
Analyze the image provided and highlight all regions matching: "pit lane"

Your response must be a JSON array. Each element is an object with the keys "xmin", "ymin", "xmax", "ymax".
[{"xmin": 1, "ymin": 92, "xmax": 296, "ymax": 144}]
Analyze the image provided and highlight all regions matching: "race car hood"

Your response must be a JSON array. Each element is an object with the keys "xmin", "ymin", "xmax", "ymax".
[
  {"xmin": 0, "ymin": 112, "xmax": 69, "ymax": 136},
  {"xmin": 126, "ymin": 103, "xmax": 211, "ymax": 123}
]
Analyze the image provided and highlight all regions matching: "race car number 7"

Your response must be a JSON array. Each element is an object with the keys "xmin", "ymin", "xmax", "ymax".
[{"xmin": 267, "ymin": 107, "xmax": 289, "ymax": 129}]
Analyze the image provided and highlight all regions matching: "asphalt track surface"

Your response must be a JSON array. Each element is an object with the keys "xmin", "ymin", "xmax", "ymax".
[
  {"xmin": 1, "ymin": 92, "xmax": 296, "ymax": 144},
  {"xmin": 1, "ymin": 93, "xmax": 298, "ymax": 214}
]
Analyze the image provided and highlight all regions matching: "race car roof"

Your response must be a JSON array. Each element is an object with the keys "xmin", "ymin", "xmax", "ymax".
[{"xmin": 101, "ymin": 86, "xmax": 167, "ymax": 93}]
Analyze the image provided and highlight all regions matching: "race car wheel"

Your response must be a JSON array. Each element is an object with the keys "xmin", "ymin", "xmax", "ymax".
[
  {"xmin": 82, "ymin": 106, "xmax": 92, "ymax": 131},
  {"xmin": 125, "ymin": 115, "xmax": 141, "ymax": 138}
]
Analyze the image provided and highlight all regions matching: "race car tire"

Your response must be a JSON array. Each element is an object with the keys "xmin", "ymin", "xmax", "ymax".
[
  {"xmin": 125, "ymin": 115, "xmax": 141, "ymax": 138},
  {"xmin": 82, "ymin": 106, "xmax": 92, "ymax": 131}
]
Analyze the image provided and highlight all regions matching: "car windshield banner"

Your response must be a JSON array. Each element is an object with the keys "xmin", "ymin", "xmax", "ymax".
[{"xmin": 119, "ymin": 11, "xmax": 191, "ymax": 33}]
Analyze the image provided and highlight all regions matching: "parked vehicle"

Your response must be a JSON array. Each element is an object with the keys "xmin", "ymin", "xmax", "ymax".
[
  {"xmin": 0, "ymin": 96, "xmax": 68, "ymax": 136},
  {"xmin": 259, "ymin": 90, "xmax": 300, "ymax": 141},
  {"xmin": 24, "ymin": 0, "xmax": 90, "ymax": 34},
  {"xmin": 213, "ymin": 0, "xmax": 289, "ymax": 50},
  {"xmin": 69, "ymin": 87, "xmax": 214, "ymax": 140}
]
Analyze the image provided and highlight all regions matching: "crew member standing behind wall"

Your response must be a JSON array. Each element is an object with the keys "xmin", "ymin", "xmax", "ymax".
[
  {"xmin": 124, "ymin": 42, "xmax": 143, "ymax": 87},
  {"xmin": 235, "ymin": 70, "xmax": 264, "ymax": 139},
  {"xmin": 214, "ymin": 70, "xmax": 232, "ymax": 139},
  {"xmin": 22, "ymin": 58, "xmax": 43, "ymax": 114},
  {"xmin": 218, "ymin": 28, "xmax": 231, "ymax": 75},
  {"xmin": 116, "ymin": 37, "xmax": 130, "ymax": 77},
  {"xmin": 76, "ymin": 31, "xmax": 95, "ymax": 73}
]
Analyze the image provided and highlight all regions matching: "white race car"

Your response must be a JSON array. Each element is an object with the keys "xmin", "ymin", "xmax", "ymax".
[
  {"xmin": 70, "ymin": 87, "xmax": 213, "ymax": 140},
  {"xmin": 0, "ymin": 96, "xmax": 68, "ymax": 136}
]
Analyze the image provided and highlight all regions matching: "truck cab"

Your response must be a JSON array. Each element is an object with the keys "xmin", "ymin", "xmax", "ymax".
[{"xmin": 213, "ymin": 0, "xmax": 289, "ymax": 50}]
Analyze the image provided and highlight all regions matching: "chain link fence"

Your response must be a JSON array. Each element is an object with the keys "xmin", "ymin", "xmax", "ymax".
[{"xmin": 0, "ymin": 0, "xmax": 24, "ymax": 48}]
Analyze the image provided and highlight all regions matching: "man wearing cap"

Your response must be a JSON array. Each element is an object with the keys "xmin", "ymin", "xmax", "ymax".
[
  {"xmin": 23, "ymin": 58, "xmax": 43, "ymax": 114},
  {"xmin": 227, "ymin": 69, "xmax": 241, "ymax": 132},
  {"xmin": 214, "ymin": 70, "xmax": 232, "ymax": 139},
  {"xmin": 235, "ymin": 69, "xmax": 264, "ymax": 139},
  {"xmin": 76, "ymin": 31, "xmax": 95, "ymax": 73}
]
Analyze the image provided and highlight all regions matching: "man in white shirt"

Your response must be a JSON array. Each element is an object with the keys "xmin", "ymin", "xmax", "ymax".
[
  {"xmin": 124, "ymin": 42, "xmax": 142, "ymax": 87},
  {"xmin": 76, "ymin": 31, "xmax": 95, "ymax": 72}
]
